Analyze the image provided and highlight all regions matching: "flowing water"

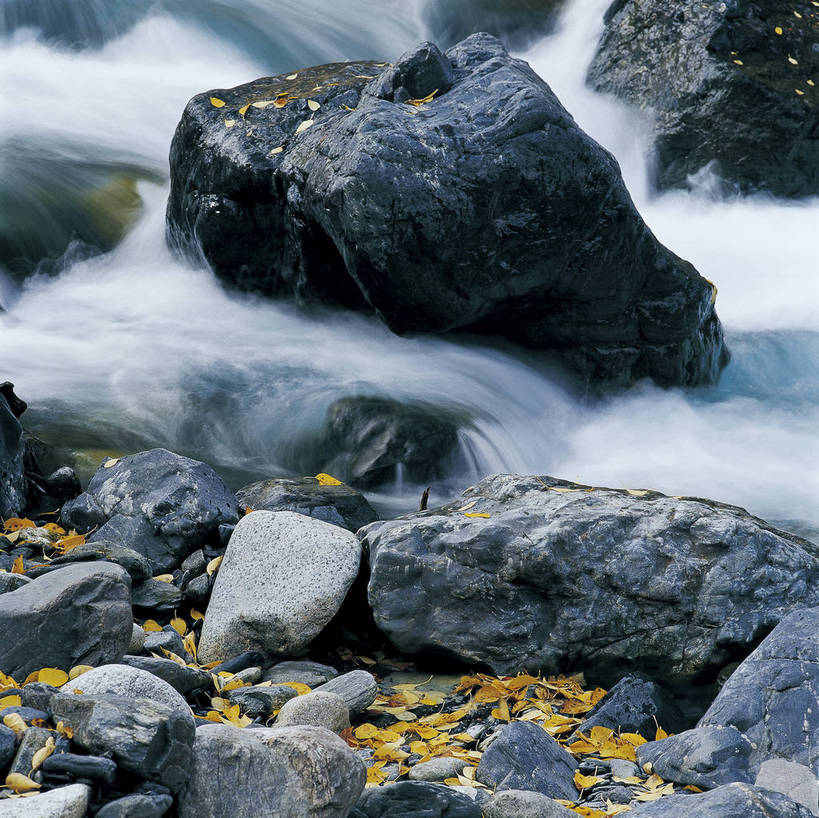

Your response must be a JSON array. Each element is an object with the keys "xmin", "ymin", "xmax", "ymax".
[{"xmin": 1, "ymin": 0, "xmax": 817, "ymax": 536}]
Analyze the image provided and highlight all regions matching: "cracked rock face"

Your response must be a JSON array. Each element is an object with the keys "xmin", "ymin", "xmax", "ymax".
[
  {"xmin": 363, "ymin": 473, "xmax": 819, "ymax": 680},
  {"xmin": 166, "ymin": 34, "xmax": 727, "ymax": 388},
  {"xmin": 699, "ymin": 606, "xmax": 819, "ymax": 774}
]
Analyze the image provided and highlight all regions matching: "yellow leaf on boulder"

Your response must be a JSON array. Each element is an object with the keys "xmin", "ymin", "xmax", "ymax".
[
  {"xmin": 103, "ymin": 458, "xmax": 119, "ymax": 468},
  {"xmin": 575, "ymin": 770, "xmax": 601, "ymax": 790},
  {"xmin": 170, "ymin": 617, "xmax": 186, "ymax": 636},
  {"xmin": 206, "ymin": 556, "xmax": 223, "ymax": 576},
  {"xmin": 11, "ymin": 555, "xmax": 24, "ymax": 574},
  {"xmin": 153, "ymin": 574, "xmax": 174, "ymax": 583},
  {"xmin": 5, "ymin": 772, "xmax": 40, "ymax": 793},
  {"xmin": 0, "ymin": 695, "xmax": 21, "ymax": 710},
  {"xmin": 3, "ymin": 518, "xmax": 35, "ymax": 531},
  {"xmin": 464, "ymin": 512, "xmax": 490, "ymax": 518},
  {"xmin": 38, "ymin": 668, "xmax": 69, "ymax": 688},
  {"xmin": 3, "ymin": 713, "xmax": 27, "ymax": 734},
  {"xmin": 210, "ymin": 97, "xmax": 226, "ymax": 108},
  {"xmin": 307, "ymin": 99, "xmax": 321, "ymax": 111},
  {"xmin": 31, "ymin": 736, "xmax": 55, "ymax": 770},
  {"xmin": 315, "ymin": 473, "xmax": 343, "ymax": 486}
]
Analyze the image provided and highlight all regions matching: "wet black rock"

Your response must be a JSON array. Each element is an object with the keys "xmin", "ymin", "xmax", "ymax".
[
  {"xmin": 475, "ymin": 721, "xmax": 577, "ymax": 800},
  {"xmin": 40, "ymin": 753, "xmax": 118, "ymax": 785},
  {"xmin": 0, "ymin": 562, "xmax": 132, "ymax": 678},
  {"xmin": 237, "ymin": 475, "xmax": 378, "ymax": 532},
  {"xmin": 364, "ymin": 474, "xmax": 819, "ymax": 680},
  {"xmin": 0, "ymin": 385, "xmax": 26, "ymax": 519},
  {"xmin": 224, "ymin": 684, "xmax": 297, "ymax": 718},
  {"xmin": 588, "ymin": 0, "xmax": 819, "ymax": 197},
  {"xmin": 61, "ymin": 448, "xmax": 239, "ymax": 573},
  {"xmin": 120, "ymin": 656, "xmax": 211, "ymax": 696},
  {"xmin": 131, "ymin": 578, "xmax": 184, "ymax": 614},
  {"xmin": 95, "ymin": 793, "xmax": 174, "ymax": 818},
  {"xmin": 350, "ymin": 780, "xmax": 482, "ymax": 817},
  {"xmin": 699, "ymin": 606, "xmax": 819, "ymax": 773},
  {"xmin": 167, "ymin": 35, "xmax": 727, "ymax": 388},
  {"xmin": 49, "ymin": 693, "xmax": 194, "ymax": 792},
  {"xmin": 49, "ymin": 540, "xmax": 152, "ymax": 582}
]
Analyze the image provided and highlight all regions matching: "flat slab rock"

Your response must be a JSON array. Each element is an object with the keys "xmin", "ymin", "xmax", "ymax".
[
  {"xmin": 363, "ymin": 473, "xmax": 819, "ymax": 680},
  {"xmin": 167, "ymin": 35, "xmax": 727, "ymax": 388}
]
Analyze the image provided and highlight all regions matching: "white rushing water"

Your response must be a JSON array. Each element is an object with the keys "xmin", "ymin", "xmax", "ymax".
[{"xmin": 1, "ymin": 0, "xmax": 817, "ymax": 534}]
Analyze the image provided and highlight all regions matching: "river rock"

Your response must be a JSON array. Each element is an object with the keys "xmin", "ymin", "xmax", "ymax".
[
  {"xmin": 482, "ymin": 789, "xmax": 577, "ymax": 818},
  {"xmin": 588, "ymin": 0, "xmax": 819, "ymax": 197},
  {"xmin": 313, "ymin": 669, "xmax": 378, "ymax": 716},
  {"xmin": 9, "ymin": 726, "xmax": 51, "ymax": 776},
  {"xmin": 407, "ymin": 757, "xmax": 467, "ymax": 782},
  {"xmin": 364, "ymin": 473, "xmax": 819, "ymax": 679},
  {"xmin": 0, "ymin": 783, "xmax": 91, "ymax": 817},
  {"xmin": 225, "ymin": 684, "xmax": 297, "ymax": 718},
  {"xmin": 313, "ymin": 397, "xmax": 462, "ymax": 489},
  {"xmin": 262, "ymin": 660, "xmax": 338, "ymax": 687},
  {"xmin": 131, "ymin": 578, "xmax": 183, "ymax": 613},
  {"xmin": 699, "ymin": 606, "xmax": 819, "ymax": 773},
  {"xmin": 94, "ymin": 794, "xmax": 174, "ymax": 818},
  {"xmin": 756, "ymin": 760, "xmax": 819, "ymax": 816},
  {"xmin": 237, "ymin": 476, "xmax": 378, "ymax": 532},
  {"xmin": 0, "ymin": 724, "xmax": 16, "ymax": 769},
  {"xmin": 350, "ymin": 781, "xmax": 481, "ymax": 817},
  {"xmin": 0, "ymin": 386, "xmax": 26, "ymax": 519},
  {"xmin": 48, "ymin": 540, "xmax": 152, "ymax": 582},
  {"xmin": 198, "ymin": 511, "xmax": 361, "ymax": 662},
  {"xmin": 275, "ymin": 690, "xmax": 350, "ymax": 733},
  {"xmin": 127, "ymin": 624, "xmax": 146, "ymax": 655},
  {"xmin": 40, "ymin": 753, "xmax": 118, "ymax": 785},
  {"xmin": 0, "ymin": 562, "xmax": 132, "ymax": 678},
  {"xmin": 629, "ymin": 782, "xmax": 814, "ymax": 817},
  {"xmin": 636, "ymin": 726, "xmax": 753, "ymax": 789},
  {"xmin": 178, "ymin": 723, "xmax": 365, "ymax": 818},
  {"xmin": 49, "ymin": 693, "xmax": 194, "ymax": 792},
  {"xmin": 60, "ymin": 448, "xmax": 239, "ymax": 573},
  {"xmin": 475, "ymin": 721, "xmax": 577, "ymax": 800},
  {"xmin": 60, "ymin": 664, "xmax": 193, "ymax": 721},
  {"xmin": 120, "ymin": 656, "xmax": 211, "ymax": 696},
  {"xmin": 0, "ymin": 572, "xmax": 30, "ymax": 594},
  {"xmin": 167, "ymin": 35, "xmax": 727, "ymax": 388}
]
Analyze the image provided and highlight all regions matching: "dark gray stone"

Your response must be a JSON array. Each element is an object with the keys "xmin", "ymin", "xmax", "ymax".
[
  {"xmin": 313, "ymin": 670, "xmax": 378, "ymax": 716},
  {"xmin": 210, "ymin": 651, "xmax": 266, "ymax": 676},
  {"xmin": 366, "ymin": 41, "xmax": 454, "ymax": 103},
  {"xmin": 40, "ymin": 753, "xmax": 118, "ymax": 784},
  {"xmin": 261, "ymin": 660, "xmax": 338, "ymax": 688},
  {"xmin": 700, "ymin": 606, "xmax": 819, "ymax": 773},
  {"xmin": 350, "ymin": 781, "xmax": 481, "ymax": 817},
  {"xmin": 180, "ymin": 549, "xmax": 208, "ymax": 577},
  {"xmin": 224, "ymin": 684, "xmax": 297, "ymax": 718},
  {"xmin": 237, "ymin": 476, "xmax": 377, "ymax": 532},
  {"xmin": 2, "ymin": 706, "xmax": 48, "ymax": 723},
  {"xmin": 573, "ymin": 674, "xmax": 682, "ymax": 738},
  {"xmin": 49, "ymin": 693, "xmax": 194, "ymax": 792},
  {"xmin": 0, "ymin": 562, "xmax": 132, "ymax": 678},
  {"xmin": 120, "ymin": 656, "xmax": 211, "ymax": 695},
  {"xmin": 61, "ymin": 448, "xmax": 239, "ymax": 573},
  {"xmin": 629, "ymin": 782, "xmax": 814, "ymax": 817},
  {"xmin": 0, "ymin": 572, "xmax": 30, "ymax": 595},
  {"xmin": 0, "ymin": 724, "xmax": 16, "ymax": 770},
  {"xmin": 475, "ymin": 721, "xmax": 577, "ymax": 800},
  {"xmin": 132, "ymin": 579, "xmax": 183, "ymax": 614},
  {"xmin": 0, "ymin": 390, "xmax": 26, "ymax": 519},
  {"xmin": 482, "ymin": 789, "xmax": 576, "ymax": 818},
  {"xmin": 636, "ymin": 726, "xmax": 753, "ymax": 789},
  {"xmin": 20, "ymin": 683, "xmax": 58, "ymax": 712},
  {"xmin": 183, "ymin": 573, "xmax": 210, "ymax": 604},
  {"xmin": 166, "ymin": 35, "xmax": 727, "ymax": 389},
  {"xmin": 95, "ymin": 794, "xmax": 173, "ymax": 818},
  {"xmin": 49, "ymin": 540, "xmax": 151, "ymax": 582},
  {"xmin": 177, "ymin": 724, "xmax": 365, "ymax": 818},
  {"xmin": 8, "ymin": 726, "xmax": 50, "ymax": 777},
  {"xmin": 364, "ymin": 474, "xmax": 819, "ymax": 679},
  {"xmin": 588, "ymin": 0, "xmax": 819, "ymax": 198},
  {"xmin": 144, "ymin": 628, "xmax": 189, "ymax": 661}
]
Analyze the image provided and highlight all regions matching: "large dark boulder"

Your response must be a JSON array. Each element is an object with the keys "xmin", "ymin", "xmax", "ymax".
[
  {"xmin": 0, "ymin": 562, "xmax": 132, "ymax": 678},
  {"xmin": 362, "ymin": 474, "xmax": 819, "ymax": 681},
  {"xmin": 237, "ymin": 475, "xmax": 378, "ymax": 532},
  {"xmin": 588, "ymin": 0, "xmax": 819, "ymax": 197},
  {"xmin": 350, "ymin": 781, "xmax": 482, "ymax": 817},
  {"xmin": 167, "ymin": 35, "xmax": 727, "ymax": 388},
  {"xmin": 699, "ymin": 606, "xmax": 819, "ymax": 774},
  {"xmin": 0, "ymin": 383, "xmax": 27, "ymax": 518},
  {"xmin": 61, "ymin": 448, "xmax": 239, "ymax": 573}
]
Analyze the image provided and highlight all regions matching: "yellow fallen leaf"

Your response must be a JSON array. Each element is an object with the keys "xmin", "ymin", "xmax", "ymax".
[
  {"xmin": 626, "ymin": 489, "xmax": 649, "ymax": 496},
  {"xmin": 315, "ymin": 473, "xmax": 343, "ymax": 486},
  {"xmin": 307, "ymin": 99, "xmax": 320, "ymax": 111},
  {"xmin": 55, "ymin": 720, "xmax": 73, "ymax": 739},
  {"xmin": 733, "ymin": 59, "xmax": 743, "ymax": 65},
  {"xmin": 3, "ymin": 518, "xmax": 35, "ymax": 531},
  {"xmin": 206, "ymin": 556, "xmax": 223, "ymax": 576},
  {"xmin": 286, "ymin": 73, "xmax": 298, "ymax": 80},
  {"xmin": 0, "ymin": 695, "xmax": 21, "ymax": 710},
  {"xmin": 224, "ymin": 119, "xmax": 236, "ymax": 127},
  {"xmin": 11, "ymin": 555, "xmax": 24, "ymax": 574},
  {"xmin": 153, "ymin": 574, "xmax": 174, "ymax": 583},
  {"xmin": 238, "ymin": 103, "xmax": 250, "ymax": 117},
  {"xmin": 281, "ymin": 682, "xmax": 311, "ymax": 696},
  {"xmin": 491, "ymin": 698, "xmax": 510, "ymax": 722},
  {"xmin": 68, "ymin": 665, "xmax": 92, "ymax": 680},
  {"xmin": 605, "ymin": 802, "xmax": 632, "ymax": 815},
  {"xmin": 38, "ymin": 668, "xmax": 69, "ymax": 688},
  {"xmin": 788, "ymin": 56, "xmax": 799, "ymax": 65},
  {"xmin": 464, "ymin": 512, "xmax": 490, "ymax": 518},
  {"xmin": 3, "ymin": 713, "xmax": 27, "ymax": 735},
  {"xmin": 269, "ymin": 146, "xmax": 284, "ymax": 156},
  {"xmin": 775, "ymin": 26, "xmax": 783, "ymax": 34},
  {"xmin": 655, "ymin": 726, "xmax": 668, "ymax": 741},
  {"xmin": 405, "ymin": 89, "xmax": 438, "ymax": 106},
  {"xmin": 796, "ymin": 89, "xmax": 805, "ymax": 95},
  {"xmin": 190, "ymin": 608, "xmax": 205, "ymax": 621},
  {"xmin": 56, "ymin": 533, "xmax": 85, "ymax": 553},
  {"xmin": 210, "ymin": 97, "xmax": 226, "ymax": 108},
  {"xmin": 31, "ymin": 736, "xmax": 55, "ymax": 770},
  {"xmin": 5, "ymin": 773, "xmax": 40, "ymax": 793},
  {"xmin": 142, "ymin": 619, "xmax": 163, "ymax": 633},
  {"xmin": 170, "ymin": 617, "xmax": 187, "ymax": 637},
  {"xmin": 43, "ymin": 523, "xmax": 65, "ymax": 535},
  {"xmin": 575, "ymin": 770, "xmax": 601, "ymax": 790},
  {"xmin": 103, "ymin": 458, "xmax": 119, "ymax": 468}
]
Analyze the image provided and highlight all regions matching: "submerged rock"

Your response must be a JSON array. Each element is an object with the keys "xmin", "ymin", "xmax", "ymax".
[
  {"xmin": 363, "ymin": 473, "xmax": 819, "ymax": 680},
  {"xmin": 61, "ymin": 448, "xmax": 239, "ymax": 573},
  {"xmin": 167, "ymin": 35, "xmax": 727, "ymax": 388},
  {"xmin": 588, "ymin": 0, "xmax": 819, "ymax": 197}
]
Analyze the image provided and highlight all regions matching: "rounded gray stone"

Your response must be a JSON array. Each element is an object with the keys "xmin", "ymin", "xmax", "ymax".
[
  {"xmin": 127, "ymin": 624, "xmax": 146, "ymax": 655},
  {"xmin": 0, "ymin": 783, "xmax": 90, "ymax": 817},
  {"xmin": 313, "ymin": 669, "xmax": 377, "ymax": 716},
  {"xmin": 61, "ymin": 664, "xmax": 193, "ymax": 723},
  {"xmin": 483, "ymin": 789, "xmax": 577, "ymax": 818},
  {"xmin": 408, "ymin": 756, "xmax": 468, "ymax": 782},
  {"xmin": 275, "ymin": 690, "xmax": 350, "ymax": 734},
  {"xmin": 198, "ymin": 511, "xmax": 361, "ymax": 662}
]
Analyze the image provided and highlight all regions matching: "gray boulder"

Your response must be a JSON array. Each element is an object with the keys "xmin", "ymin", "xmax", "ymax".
[
  {"xmin": 313, "ymin": 670, "xmax": 378, "ymax": 716},
  {"xmin": 237, "ymin": 475, "xmax": 377, "ymax": 532},
  {"xmin": 636, "ymin": 726, "xmax": 753, "ymax": 789},
  {"xmin": 756, "ymin": 760, "xmax": 819, "ymax": 816},
  {"xmin": 350, "ymin": 781, "xmax": 481, "ymax": 818},
  {"xmin": 364, "ymin": 474, "xmax": 819, "ymax": 679},
  {"xmin": 198, "ymin": 511, "xmax": 361, "ymax": 662},
  {"xmin": 178, "ymin": 723, "xmax": 365, "ymax": 818},
  {"xmin": 700, "ymin": 606, "xmax": 819, "ymax": 773},
  {"xmin": 475, "ymin": 721, "xmax": 577, "ymax": 801},
  {"xmin": 61, "ymin": 448, "xmax": 239, "ymax": 573},
  {"xmin": 0, "ymin": 386, "xmax": 27, "ymax": 519},
  {"xmin": 482, "ymin": 789, "xmax": 577, "ymax": 818},
  {"xmin": 95, "ymin": 794, "xmax": 174, "ymax": 818},
  {"xmin": 167, "ymin": 35, "xmax": 726, "ymax": 388},
  {"xmin": 629, "ymin": 782, "xmax": 814, "ymax": 817},
  {"xmin": 0, "ymin": 562, "xmax": 132, "ymax": 678},
  {"xmin": 120, "ymin": 656, "xmax": 211, "ymax": 696},
  {"xmin": 261, "ymin": 660, "xmax": 338, "ymax": 687},
  {"xmin": 275, "ymin": 690, "xmax": 350, "ymax": 733},
  {"xmin": 407, "ymin": 757, "xmax": 467, "ymax": 783},
  {"xmin": 225, "ymin": 684, "xmax": 297, "ymax": 718},
  {"xmin": 48, "ymin": 540, "xmax": 152, "ymax": 582},
  {"xmin": 64, "ymin": 664, "xmax": 194, "ymax": 719},
  {"xmin": 588, "ymin": 0, "xmax": 819, "ymax": 197},
  {"xmin": 50, "ymin": 693, "xmax": 194, "ymax": 792},
  {"xmin": 0, "ymin": 783, "xmax": 91, "ymax": 817}
]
